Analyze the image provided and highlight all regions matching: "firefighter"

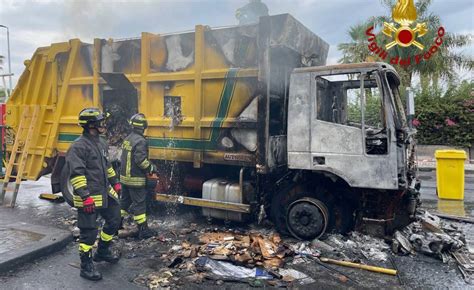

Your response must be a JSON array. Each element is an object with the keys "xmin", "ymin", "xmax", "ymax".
[
  {"xmin": 64, "ymin": 108, "xmax": 122, "ymax": 281},
  {"xmin": 235, "ymin": 0, "xmax": 269, "ymax": 25},
  {"xmin": 120, "ymin": 113, "xmax": 157, "ymax": 239}
]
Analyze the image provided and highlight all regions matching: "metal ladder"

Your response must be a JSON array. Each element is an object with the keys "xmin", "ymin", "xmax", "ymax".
[{"xmin": 0, "ymin": 105, "xmax": 39, "ymax": 207}]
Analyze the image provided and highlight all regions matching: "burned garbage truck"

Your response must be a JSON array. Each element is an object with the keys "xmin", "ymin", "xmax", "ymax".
[{"xmin": 4, "ymin": 14, "xmax": 419, "ymax": 239}]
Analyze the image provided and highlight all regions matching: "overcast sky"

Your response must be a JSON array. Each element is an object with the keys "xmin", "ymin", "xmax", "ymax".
[{"xmin": 0, "ymin": 0, "xmax": 472, "ymax": 88}]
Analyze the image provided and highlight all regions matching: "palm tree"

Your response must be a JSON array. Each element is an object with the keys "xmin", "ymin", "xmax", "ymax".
[{"xmin": 338, "ymin": 22, "xmax": 374, "ymax": 64}]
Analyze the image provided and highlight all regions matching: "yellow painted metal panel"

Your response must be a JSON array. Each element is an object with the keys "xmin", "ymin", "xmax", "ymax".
[{"xmin": 7, "ymin": 25, "xmax": 261, "ymax": 180}]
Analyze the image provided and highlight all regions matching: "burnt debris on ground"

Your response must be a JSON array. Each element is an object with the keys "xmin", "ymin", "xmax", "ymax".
[
  {"xmin": 53, "ymin": 207, "xmax": 474, "ymax": 289},
  {"xmin": 392, "ymin": 209, "xmax": 473, "ymax": 283}
]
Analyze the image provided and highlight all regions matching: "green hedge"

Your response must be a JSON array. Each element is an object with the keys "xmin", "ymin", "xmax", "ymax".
[{"xmin": 413, "ymin": 81, "xmax": 473, "ymax": 148}]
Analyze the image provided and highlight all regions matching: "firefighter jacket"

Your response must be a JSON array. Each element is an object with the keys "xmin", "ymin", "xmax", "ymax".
[
  {"xmin": 120, "ymin": 131, "xmax": 154, "ymax": 188},
  {"xmin": 64, "ymin": 133, "xmax": 120, "ymax": 209}
]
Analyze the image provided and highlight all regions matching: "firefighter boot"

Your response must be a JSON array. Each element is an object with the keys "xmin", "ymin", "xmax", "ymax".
[
  {"xmin": 93, "ymin": 240, "xmax": 120, "ymax": 264},
  {"xmin": 138, "ymin": 221, "xmax": 155, "ymax": 239},
  {"xmin": 80, "ymin": 251, "xmax": 102, "ymax": 281},
  {"xmin": 118, "ymin": 217, "xmax": 124, "ymax": 230}
]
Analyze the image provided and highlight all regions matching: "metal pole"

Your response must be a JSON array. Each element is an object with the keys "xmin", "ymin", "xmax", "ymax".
[
  {"xmin": 1, "ymin": 76, "xmax": 8, "ymax": 99},
  {"xmin": 6, "ymin": 27, "xmax": 11, "ymax": 94},
  {"xmin": 0, "ymin": 25, "xmax": 12, "ymax": 97},
  {"xmin": 406, "ymin": 87, "xmax": 414, "ymax": 129}
]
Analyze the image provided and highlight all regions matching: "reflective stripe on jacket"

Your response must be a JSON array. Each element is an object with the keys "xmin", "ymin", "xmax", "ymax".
[
  {"xmin": 64, "ymin": 133, "xmax": 119, "ymax": 209},
  {"xmin": 120, "ymin": 131, "xmax": 152, "ymax": 188}
]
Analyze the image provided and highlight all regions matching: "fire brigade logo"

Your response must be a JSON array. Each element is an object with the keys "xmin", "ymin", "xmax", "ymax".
[
  {"xmin": 365, "ymin": 0, "xmax": 445, "ymax": 67},
  {"xmin": 382, "ymin": 0, "xmax": 427, "ymax": 50}
]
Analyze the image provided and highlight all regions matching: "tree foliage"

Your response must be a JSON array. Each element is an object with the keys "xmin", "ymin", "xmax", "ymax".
[{"xmin": 413, "ymin": 80, "xmax": 473, "ymax": 147}]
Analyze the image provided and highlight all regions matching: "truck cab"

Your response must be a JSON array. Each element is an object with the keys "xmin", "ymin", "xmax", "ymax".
[
  {"xmin": 278, "ymin": 62, "xmax": 418, "ymax": 239},
  {"xmin": 288, "ymin": 62, "xmax": 412, "ymax": 189}
]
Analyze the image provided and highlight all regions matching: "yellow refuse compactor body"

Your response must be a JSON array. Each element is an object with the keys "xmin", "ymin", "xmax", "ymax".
[
  {"xmin": 5, "ymin": 13, "xmax": 328, "ymax": 197},
  {"xmin": 5, "ymin": 14, "xmax": 420, "ymax": 241}
]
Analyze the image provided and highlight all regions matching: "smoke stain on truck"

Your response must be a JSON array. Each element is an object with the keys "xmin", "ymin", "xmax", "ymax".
[{"xmin": 5, "ymin": 14, "xmax": 419, "ymax": 240}]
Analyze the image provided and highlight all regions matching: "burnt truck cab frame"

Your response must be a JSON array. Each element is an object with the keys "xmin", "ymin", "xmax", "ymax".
[
  {"xmin": 288, "ymin": 62, "xmax": 412, "ymax": 190},
  {"xmin": 280, "ymin": 62, "xmax": 419, "ymax": 239}
]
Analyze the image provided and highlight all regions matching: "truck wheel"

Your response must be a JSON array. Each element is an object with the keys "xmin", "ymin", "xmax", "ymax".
[
  {"xmin": 286, "ymin": 197, "xmax": 329, "ymax": 240},
  {"xmin": 59, "ymin": 168, "xmax": 74, "ymax": 207}
]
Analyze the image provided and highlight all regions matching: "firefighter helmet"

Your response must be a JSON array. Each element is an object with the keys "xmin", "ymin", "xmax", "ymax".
[
  {"xmin": 78, "ymin": 108, "xmax": 107, "ymax": 128},
  {"xmin": 130, "ymin": 113, "xmax": 148, "ymax": 130}
]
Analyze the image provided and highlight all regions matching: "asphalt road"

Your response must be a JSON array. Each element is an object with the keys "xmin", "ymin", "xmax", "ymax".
[
  {"xmin": 418, "ymin": 169, "xmax": 474, "ymax": 202},
  {"xmin": 0, "ymin": 173, "xmax": 473, "ymax": 289}
]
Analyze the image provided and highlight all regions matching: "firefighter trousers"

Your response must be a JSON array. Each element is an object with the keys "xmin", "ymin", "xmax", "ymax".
[
  {"xmin": 78, "ymin": 196, "xmax": 121, "ymax": 253},
  {"xmin": 120, "ymin": 185, "xmax": 147, "ymax": 224}
]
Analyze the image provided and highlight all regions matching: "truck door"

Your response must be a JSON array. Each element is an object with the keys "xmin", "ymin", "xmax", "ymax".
[{"xmin": 309, "ymin": 71, "xmax": 398, "ymax": 190}]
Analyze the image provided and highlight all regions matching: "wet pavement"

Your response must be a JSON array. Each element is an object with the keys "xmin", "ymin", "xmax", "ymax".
[
  {"xmin": 418, "ymin": 169, "xmax": 474, "ymax": 203},
  {"xmin": 0, "ymin": 171, "xmax": 473, "ymax": 289},
  {"xmin": 0, "ymin": 228, "xmax": 44, "ymax": 255}
]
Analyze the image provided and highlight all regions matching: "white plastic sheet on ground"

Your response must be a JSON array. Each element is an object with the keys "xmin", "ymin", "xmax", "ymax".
[
  {"xmin": 196, "ymin": 257, "xmax": 272, "ymax": 280},
  {"xmin": 278, "ymin": 268, "xmax": 315, "ymax": 285}
]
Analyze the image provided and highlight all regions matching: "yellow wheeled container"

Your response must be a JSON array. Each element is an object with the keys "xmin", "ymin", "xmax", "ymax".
[{"xmin": 435, "ymin": 149, "xmax": 467, "ymax": 200}]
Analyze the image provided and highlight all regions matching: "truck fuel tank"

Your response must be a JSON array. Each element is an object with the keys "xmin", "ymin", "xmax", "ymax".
[{"xmin": 202, "ymin": 178, "xmax": 253, "ymax": 222}]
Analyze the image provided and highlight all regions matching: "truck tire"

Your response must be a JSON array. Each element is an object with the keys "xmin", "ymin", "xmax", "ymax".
[
  {"xmin": 271, "ymin": 185, "xmax": 333, "ymax": 240},
  {"xmin": 286, "ymin": 197, "xmax": 329, "ymax": 240},
  {"xmin": 59, "ymin": 167, "xmax": 74, "ymax": 207}
]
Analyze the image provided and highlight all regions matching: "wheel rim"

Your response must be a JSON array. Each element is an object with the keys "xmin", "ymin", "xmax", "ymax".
[
  {"xmin": 286, "ymin": 197, "xmax": 329, "ymax": 240},
  {"xmin": 60, "ymin": 170, "xmax": 75, "ymax": 207},
  {"xmin": 63, "ymin": 178, "xmax": 74, "ymax": 207}
]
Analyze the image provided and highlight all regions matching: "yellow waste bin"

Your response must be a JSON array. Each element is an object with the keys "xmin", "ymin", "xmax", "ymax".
[{"xmin": 435, "ymin": 149, "xmax": 466, "ymax": 200}]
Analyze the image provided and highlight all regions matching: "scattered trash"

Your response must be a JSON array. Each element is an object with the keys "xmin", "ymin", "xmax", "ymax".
[
  {"xmin": 183, "ymin": 272, "xmax": 207, "ymax": 284},
  {"xmin": 57, "ymin": 216, "xmax": 76, "ymax": 227},
  {"xmin": 195, "ymin": 256, "xmax": 272, "ymax": 280},
  {"xmin": 433, "ymin": 213, "xmax": 474, "ymax": 224},
  {"xmin": 311, "ymin": 238, "xmax": 336, "ymax": 253},
  {"xmin": 452, "ymin": 250, "xmax": 474, "ymax": 284},
  {"xmin": 319, "ymin": 232, "xmax": 389, "ymax": 262},
  {"xmin": 392, "ymin": 210, "xmax": 465, "ymax": 260},
  {"xmin": 291, "ymin": 241, "xmax": 321, "ymax": 258},
  {"xmin": 120, "ymin": 211, "xmax": 473, "ymax": 287},
  {"xmin": 146, "ymin": 270, "xmax": 174, "ymax": 288},
  {"xmin": 72, "ymin": 227, "xmax": 80, "ymax": 238},
  {"xmin": 278, "ymin": 268, "xmax": 316, "ymax": 285},
  {"xmin": 197, "ymin": 231, "xmax": 293, "ymax": 268},
  {"xmin": 389, "ymin": 209, "xmax": 474, "ymax": 283},
  {"xmin": 346, "ymin": 232, "xmax": 390, "ymax": 262},
  {"xmin": 105, "ymin": 104, "xmax": 133, "ymax": 146},
  {"xmin": 392, "ymin": 230, "xmax": 415, "ymax": 255},
  {"xmin": 326, "ymin": 234, "xmax": 345, "ymax": 248},
  {"xmin": 39, "ymin": 193, "xmax": 65, "ymax": 203}
]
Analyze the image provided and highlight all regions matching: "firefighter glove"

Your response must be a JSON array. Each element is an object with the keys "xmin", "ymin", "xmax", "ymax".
[
  {"xmin": 83, "ymin": 196, "xmax": 95, "ymax": 214},
  {"xmin": 113, "ymin": 183, "xmax": 122, "ymax": 196}
]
